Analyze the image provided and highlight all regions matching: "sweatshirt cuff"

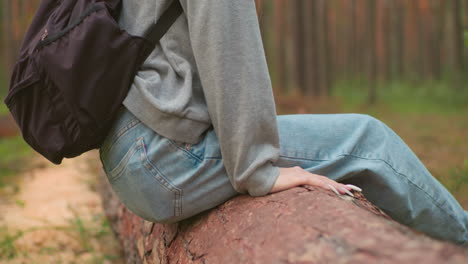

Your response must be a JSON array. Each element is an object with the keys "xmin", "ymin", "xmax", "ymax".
[{"xmin": 245, "ymin": 164, "xmax": 280, "ymax": 197}]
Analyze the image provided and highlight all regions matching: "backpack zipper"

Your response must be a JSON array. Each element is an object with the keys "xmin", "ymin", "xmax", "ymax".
[
  {"xmin": 35, "ymin": 4, "xmax": 103, "ymax": 50},
  {"xmin": 41, "ymin": 29, "xmax": 48, "ymax": 41}
]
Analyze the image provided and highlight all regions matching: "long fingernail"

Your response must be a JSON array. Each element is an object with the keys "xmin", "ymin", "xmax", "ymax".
[
  {"xmin": 341, "ymin": 187, "xmax": 354, "ymax": 197},
  {"xmin": 327, "ymin": 184, "xmax": 340, "ymax": 195},
  {"xmin": 346, "ymin": 184, "xmax": 362, "ymax": 192}
]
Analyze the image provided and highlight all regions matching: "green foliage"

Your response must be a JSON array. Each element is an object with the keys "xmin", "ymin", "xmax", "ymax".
[
  {"xmin": 465, "ymin": 30, "xmax": 468, "ymax": 47},
  {"xmin": 66, "ymin": 208, "xmax": 121, "ymax": 263},
  {"xmin": 440, "ymin": 159, "xmax": 468, "ymax": 195},
  {"xmin": 0, "ymin": 214, "xmax": 121, "ymax": 262},
  {"xmin": 332, "ymin": 78, "xmax": 468, "ymax": 115},
  {"xmin": 0, "ymin": 135, "xmax": 32, "ymax": 189},
  {"xmin": 0, "ymin": 67, "xmax": 7, "ymax": 115},
  {"xmin": 0, "ymin": 102, "xmax": 8, "ymax": 116},
  {"xmin": 0, "ymin": 226, "xmax": 23, "ymax": 260}
]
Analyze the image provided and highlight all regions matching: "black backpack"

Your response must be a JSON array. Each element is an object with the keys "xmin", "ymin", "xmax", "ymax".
[{"xmin": 3, "ymin": 0, "xmax": 182, "ymax": 164}]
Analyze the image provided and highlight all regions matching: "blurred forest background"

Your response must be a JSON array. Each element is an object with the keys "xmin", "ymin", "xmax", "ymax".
[
  {"xmin": 0, "ymin": 0, "xmax": 467, "ymax": 108},
  {"xmin": 255, "ymin": 0, "xmax": 467, "ymax": 109},
  {"xmin": 0, "ymin": 0, "xmax": 467, "ymax": 262}
]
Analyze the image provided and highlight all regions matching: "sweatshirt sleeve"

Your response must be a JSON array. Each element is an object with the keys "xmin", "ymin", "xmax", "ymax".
[{"xmin": 178, "ymin": 0, "xmax": 280, "ymax": 196}]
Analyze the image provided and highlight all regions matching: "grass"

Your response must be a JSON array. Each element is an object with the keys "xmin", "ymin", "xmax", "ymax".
[
  {"xmin": 0, "ymin": 213, "xmax": 122, "ymax": 263},
  {"xmin": 332, "ymin": 78, "xmax": 468, "ymax": 115},
  {"xmin": 0, "ymin": 226, "xmax": 23, "ymax": 260},
  {"xmin": 0, "ymin": 67, "xmax": 33, "ymax": 191},
  {"xmin": 0, "ymin": 135, "xmax": 33, "ymax": 190},
  {"xmin": 442, "ymin": 159, "xmax": 468, "ymax": 195},
  {"xmin": 67, "ymin": 209, "xmax": 122, "ymax": 264},
  {"xmin": 0, "ymin": 103, "xmax": 7, "ymax": 116},
  {"xmin": 0, "ymin": 66, "xmax": 8, "ymax": 115},
  {"xmin": 465, "ymin": 30, "xmax": 468, "ymax": 47}
]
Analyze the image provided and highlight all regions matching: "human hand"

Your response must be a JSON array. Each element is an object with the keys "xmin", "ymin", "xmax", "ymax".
[{"xmin": 270, "ymin": 166, "xmax": 362, "ymax": 197}]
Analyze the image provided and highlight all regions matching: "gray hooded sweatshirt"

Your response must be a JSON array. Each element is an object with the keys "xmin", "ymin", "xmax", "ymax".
[{"xmin": 120, "ymin": 0, "xmax": 280, "ymax": 196}]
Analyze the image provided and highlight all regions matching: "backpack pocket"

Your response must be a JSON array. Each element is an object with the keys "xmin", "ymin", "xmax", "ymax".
[
  {"xmin": 4, "ymin": 56, "xmax": 79, "ymax": 164},
  {"xmin": 4, "ymin": 55, "xmax": 40, "ymax": 107},
  {"xmin": 4, "ymin": 74, "xmax": 40, "ymax": 106}
]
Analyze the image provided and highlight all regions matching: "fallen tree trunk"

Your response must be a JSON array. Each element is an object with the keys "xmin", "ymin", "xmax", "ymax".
[{"xmin": 97, "ymin": 172, "xmax": 468, "ymax": 264}]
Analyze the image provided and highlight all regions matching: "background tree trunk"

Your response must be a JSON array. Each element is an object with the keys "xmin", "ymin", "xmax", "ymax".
[
  {"xmin": 290, "ymin": 0, "xmax": 306, "ymax": 95},
  {"xmin": 430, "ymin": 0, "xmax": 444, "ymax": 80},
  {"xmin": 303, "ymin": 0, "xmax": 318, "ymax": 96},
  {"xmin": 393, "ymin": 0, "xmax": 405, "ymax": 79},
  {"xmin": 367, "ymin": 0, "xmax": 377, "ymax": 104},
  {"xmin": 98, "ymin": 172, "xmax": 468, "ymax": 264},
  {"xmin": 2, "ymin": 0, "xmax": 13, "ymax": 78},
  {"xmin": 323, "ymin": 0, "xmax": 333, "ymax": 96},
  {"xmin": 316, "ymin": 0, "xmax": 329, "ymax": 96},
  {"xmin": 453, "ymin": 0, "xmax": 464, "ymax": 90},
  {"xmin": 273, "ymin": 0, "xmax": 288, "ymax": 94}
]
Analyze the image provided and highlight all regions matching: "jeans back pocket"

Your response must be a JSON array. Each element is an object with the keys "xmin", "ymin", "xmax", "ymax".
[{"xmin": 102, "ymin": 136, "xmax": 182, "ymax": 223}]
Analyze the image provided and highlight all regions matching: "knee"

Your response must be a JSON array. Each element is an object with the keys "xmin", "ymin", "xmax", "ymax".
[
  {"xmin": 353, "ymin": 113, "xmax": 380, "ymax": 124},
  {"xmin": 349, "ymin": 114, "xmax": 395, "ymax": 147},
  {"xmin": 352, "ymin": 114, "xmax": 388, "ymax": 132}
]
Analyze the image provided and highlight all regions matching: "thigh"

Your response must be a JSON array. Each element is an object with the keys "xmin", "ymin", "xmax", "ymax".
[
  {"xmin": 99, "ymin": 107, "xmax": 238, "ymax": 223},
  {"xmin": 99, "ymin": 108, "xmax": 179, "ymax": 222},
  {"xmin": 274, "ymin": 113, "xmax": 383, "ymax": 177}
]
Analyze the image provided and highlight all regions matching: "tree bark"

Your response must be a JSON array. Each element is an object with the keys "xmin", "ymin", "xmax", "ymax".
[{"xmin": 97, "ymin": 172, "xmax": 468, "ymax": 264}]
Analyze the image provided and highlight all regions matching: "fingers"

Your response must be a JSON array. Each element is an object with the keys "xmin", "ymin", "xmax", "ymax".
[
  {"xmin": 326, "ymin": 183, "xmax": 354, "ymax": 197},
  {"xmin": 327, "ymin": 184, "xmax": 340, "ymax": 195},
  {"xmin": 346, "ymin": 184, "xmax": 362, "ymax": 192},
  {"xmin": 308, "ymin": 174, "xmax": 362, "ymax": 198},
  {"xmin": 341, "ymin": 187, "xmax": 355, "ymax": 197},
  {"xmin": 272, "ymin": 166, "xmax": 363, "ymax": 198}
]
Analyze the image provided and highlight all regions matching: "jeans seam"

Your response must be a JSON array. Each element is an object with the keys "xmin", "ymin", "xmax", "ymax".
[
  {"xmin": 279, "ymin": 154, "xmax": 329, "ymax": 162},
  {"xmin": 341, "ymin": 154, "xmax": 461, "ymax": 225},
  {"xmin": 108, "ymin": 141, "xmax": 141, "ymax": 181},
  {"xmin": 101, "ymin": 118, "xmax": 141, "ymax": 156},
  {"xmin": 205, "ymin": 156, "xmax": 222, "ymax": 160},
  {"xmin": 167, "ymin": 139, "xmax": 203, "ymax": 163},
  {"xmin": 139, "ymin": 137, "xmax": 183, "ymax": 216},
  {"xmin": 110, "ymin": 118, "xmax": 141, "ymax": 146},
  {"xmin": 280, "ymin": 153, "xmax": 461, "ymax": 225}
]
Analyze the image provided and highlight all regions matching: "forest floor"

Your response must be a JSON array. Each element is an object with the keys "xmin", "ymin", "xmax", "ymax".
[
  {"xmin": 0, "ymin": 96, "xmax": 467, "ymax": 263},
  {"xmin": 0, "ymin": 151, "xmax": 125, "ymax": 263}
]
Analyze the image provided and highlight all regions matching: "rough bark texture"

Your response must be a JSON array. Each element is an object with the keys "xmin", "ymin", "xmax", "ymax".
[{"xmin": 97, "ymin": 172, "xmax": 468, "ymax": 264}]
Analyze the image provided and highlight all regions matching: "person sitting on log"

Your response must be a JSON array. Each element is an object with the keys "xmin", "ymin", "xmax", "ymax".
[{"xmin": 99, "ymin": 0, "xmax": 468, "ymax": 247}]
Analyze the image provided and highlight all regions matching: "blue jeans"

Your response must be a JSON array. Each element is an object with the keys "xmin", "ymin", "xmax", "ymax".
[{"xmin": 99, "ymin": 106, "xmax": 468, "ymax": 246}]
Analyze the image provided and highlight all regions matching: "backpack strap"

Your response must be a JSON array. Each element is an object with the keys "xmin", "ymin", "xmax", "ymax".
[{"xmin": 144, "ymin": 0, "xmax": 183, "ymax": 45}]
